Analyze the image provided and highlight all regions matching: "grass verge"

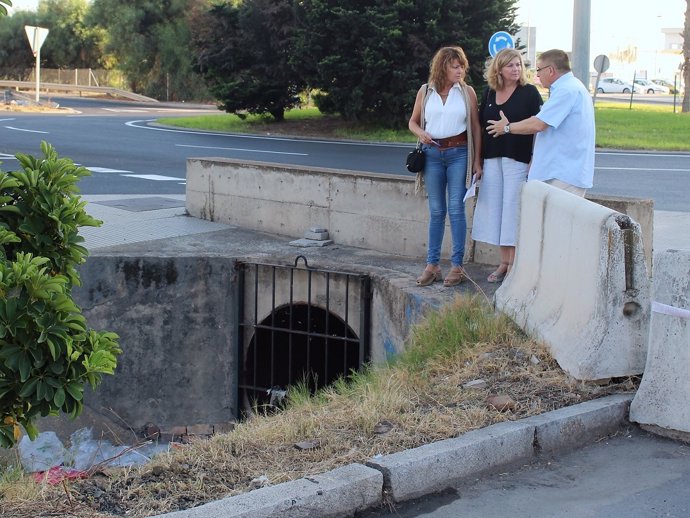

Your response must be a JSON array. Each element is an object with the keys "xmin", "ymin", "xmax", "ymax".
[
  {"xmin": 158, "ymin": 101, "xmax": 690, "ymax": 151},
  {"xmin": 1, "ymin": 296, "xmax": 637, "ymax": 518}
]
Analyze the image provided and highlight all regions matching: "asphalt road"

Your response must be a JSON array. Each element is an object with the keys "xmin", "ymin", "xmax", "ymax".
[
  {"xmin": 0, "ymin": 96, "xmax": 688, "ymax": 211},
  {"xmin": 358, "ymin": 427, "xmax": 690, "ymax": 518}
]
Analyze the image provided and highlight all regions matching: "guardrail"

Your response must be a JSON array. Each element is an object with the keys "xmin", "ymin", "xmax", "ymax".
[{"xmin": 0, "ymin": 80, "xmax": 157, "ymax": 103}]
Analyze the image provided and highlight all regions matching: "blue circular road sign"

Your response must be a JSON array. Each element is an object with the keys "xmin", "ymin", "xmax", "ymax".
[{"xmin": 488, "ymin": 31, "xmax": 515, "ymax": 57}]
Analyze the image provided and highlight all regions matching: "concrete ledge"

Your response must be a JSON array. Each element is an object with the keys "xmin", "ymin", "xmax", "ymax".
[{"xmin": 156, "ymin": 463, "xmax": 383, "ymax": 518}]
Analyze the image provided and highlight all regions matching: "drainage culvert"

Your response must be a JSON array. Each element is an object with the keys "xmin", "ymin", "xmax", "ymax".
[{"xmin": 236, "ymin": 256, "xmax": 371, "ymax": 416}]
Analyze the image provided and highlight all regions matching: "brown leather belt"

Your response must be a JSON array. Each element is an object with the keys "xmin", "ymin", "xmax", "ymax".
[{"xmin": 435, "ymin": 132, "xmax": 467, "ymax": 149}]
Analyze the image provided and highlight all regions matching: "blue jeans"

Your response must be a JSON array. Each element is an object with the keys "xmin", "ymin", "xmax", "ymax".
[{"xmin": 423, "ymin": 144, "xmax": 468, "ymax": 267}]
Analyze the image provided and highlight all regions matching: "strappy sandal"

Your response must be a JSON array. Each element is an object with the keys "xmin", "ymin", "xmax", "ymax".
[
  {"xmin": 487, "ymin": 262, "xmax": 509, "ymax": 283},
  {"xmin": 443, "ymin": 266, "xmax": 465, "ymax": 287},
  {"xmin": 416, "ymin": 265, "xmax": 442, "ymax": 286}
]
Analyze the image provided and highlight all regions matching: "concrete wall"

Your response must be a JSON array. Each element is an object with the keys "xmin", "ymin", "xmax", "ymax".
[
  {"xmin": 630, "ymin": 249, "xmax": 690, "ymax": 439},
  {"xmin": 495, "ymin": 182, "xmax": 650, "ymax": 381},
  {"xmin": 188, "ymin": 159, "xmax": 653, "ymax": 276},
  {"xmin": 73, "ymin": 256, "xmax": 237, "ymax": 433},
  {"xmin": 186, "ymin": 158, "xmax": 447, "ymax": 260},
  {"xmin": 69, "ymin": 253, "xmax": 432, "ymax": 436}
]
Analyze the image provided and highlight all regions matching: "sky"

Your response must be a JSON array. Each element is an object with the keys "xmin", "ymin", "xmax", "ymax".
[
  {"xmin": 8, "ymin": 0, "xmax": 687, "ymax": 54},
  {"xmin": 515, "ymin": 0, "xmax": 686, "ymax": 54}
]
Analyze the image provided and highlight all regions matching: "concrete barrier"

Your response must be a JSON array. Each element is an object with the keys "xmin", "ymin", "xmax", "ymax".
[
  {"xmin": 469, "ymin": 192, "xmax": 654, "ymax": 275},
  {"xmin": 630, "ymin": 249, "xmax": 690, "ymax": 440},
  {"xmin": 495, "ymin": 181, "xmax": 650, "ymax": 381}
]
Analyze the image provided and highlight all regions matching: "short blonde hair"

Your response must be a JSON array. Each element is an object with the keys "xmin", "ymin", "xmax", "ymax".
[
  {"xmin": 428, "ymin": 46, "xmax": 469, "ymax": 90},
  {"xmin": 485, "ymin": 48, "xmax": 527, "ymax": 90}
]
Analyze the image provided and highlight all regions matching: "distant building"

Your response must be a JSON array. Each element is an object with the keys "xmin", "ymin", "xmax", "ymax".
[
  {"xmin": 516, "ymin": 25, "xmax": 537, "ymax": 67},
  {"xmin": 662, "ymin": 27, "xmax": 683, "ymax": 51}
]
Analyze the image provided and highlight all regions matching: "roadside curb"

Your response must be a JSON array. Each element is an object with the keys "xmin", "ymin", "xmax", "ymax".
[{"xmin": 154, "ymin": 393, "xmax": 632, "ymax": 517}]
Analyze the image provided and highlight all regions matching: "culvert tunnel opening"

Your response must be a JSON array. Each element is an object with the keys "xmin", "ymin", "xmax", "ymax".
[
  {"xmin": 237, "ymin": 258, "xmax": 371, "ymax": 419},
  {"xmin": 241, "ymin": 303, "xmax": 360, "ymax": 416}
]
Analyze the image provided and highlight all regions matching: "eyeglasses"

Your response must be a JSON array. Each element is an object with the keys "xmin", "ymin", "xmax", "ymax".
[{"xmin": 535, "ymin": 64, "xmax": 552, "ymax": 74}]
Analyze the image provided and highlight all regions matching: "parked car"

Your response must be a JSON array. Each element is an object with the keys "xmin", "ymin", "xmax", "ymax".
[
  {"xmin": 596, "ymin": 77, "xmax": 640, "ymax": 94},
  {"xmin": 634, "ymin": 79, "xmax": 669, "ymax": 94},
  {"xmin": 651, "ymin": 79, "xmax": 680, "ymax": 94}
]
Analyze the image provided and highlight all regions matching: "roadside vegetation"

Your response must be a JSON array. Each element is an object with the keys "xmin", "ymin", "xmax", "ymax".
[
  {"xmin": 1, "ymin": 296, "xmax": 637, "ymax": 518},
  {"xmin": 158, "ymin": 101, "xmax": 690, "ymax": 151}
]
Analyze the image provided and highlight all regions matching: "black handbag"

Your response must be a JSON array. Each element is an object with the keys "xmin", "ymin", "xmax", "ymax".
[
  {"xmin": 406, "ymin": 144, "xmax": 425, "ymax": 173},
  {"xmin": 407, "ymin": 84, "xmax": 430, "ymax": 174}
]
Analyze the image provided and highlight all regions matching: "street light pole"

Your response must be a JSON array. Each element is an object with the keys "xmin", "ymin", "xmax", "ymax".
[{"xmin": 572, "ymin": 0, "xmax": 591, "ymax": 88}]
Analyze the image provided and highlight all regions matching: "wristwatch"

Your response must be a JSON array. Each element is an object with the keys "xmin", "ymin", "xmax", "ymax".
[{"xmin": 504, "ymin": 123, "xmax": 511, "ymax": 135}]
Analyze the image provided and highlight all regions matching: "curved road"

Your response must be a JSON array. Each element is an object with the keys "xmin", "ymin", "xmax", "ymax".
[{"xmin": 0, "ymin": 96, "xmax": 688, "ymax": 211}]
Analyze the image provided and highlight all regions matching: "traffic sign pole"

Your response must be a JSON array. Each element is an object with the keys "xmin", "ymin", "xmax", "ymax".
[{"xmin": 24, "ymin": 26, "xmax": 49, "ymax": 104}]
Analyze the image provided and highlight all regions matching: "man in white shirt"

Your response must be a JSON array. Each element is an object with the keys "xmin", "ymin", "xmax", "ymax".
[{"xmin": 486, "ymin": 49, "xmax": 595, "ymax": 197}]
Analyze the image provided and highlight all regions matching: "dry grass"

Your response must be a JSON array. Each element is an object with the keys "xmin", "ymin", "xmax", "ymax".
[{"xmin": 0, "ymin": 296, "xmax": 637, "ymax": 517}]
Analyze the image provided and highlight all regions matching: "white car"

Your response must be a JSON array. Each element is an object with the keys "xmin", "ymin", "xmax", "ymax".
[
  {"xmin": 634, "ymin": 79, "xmax": 670, "ymax": 94},
  {"xmin": 596, "ymin": 78, "xmax": 640, "ymax": 94}
]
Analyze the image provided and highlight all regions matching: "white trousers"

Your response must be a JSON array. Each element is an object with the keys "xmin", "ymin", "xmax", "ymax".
[{"xmin": 472, "ymin": 157, "xmax": 528, "ymax": 247}]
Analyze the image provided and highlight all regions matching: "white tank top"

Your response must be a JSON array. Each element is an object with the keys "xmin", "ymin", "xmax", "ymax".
[{"xmin": 424, "ymin": 84, "xmax": 468, "ymax": 139}]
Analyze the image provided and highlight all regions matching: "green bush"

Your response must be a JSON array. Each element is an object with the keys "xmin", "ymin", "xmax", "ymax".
[{"xmin": 0, "ymin": 142, "xmax": 121, "ymax": 448}]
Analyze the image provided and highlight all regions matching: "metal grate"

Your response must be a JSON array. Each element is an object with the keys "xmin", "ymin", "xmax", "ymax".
[{"xmin": 235, "ymin": 256, "xmax": 371, "ymax": 417}]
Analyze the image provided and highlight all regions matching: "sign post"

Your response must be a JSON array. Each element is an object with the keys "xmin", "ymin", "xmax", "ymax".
[
  {"xmin": 24, "ymin": 25, "xmax": 49, "ymax": 103},
  {"xmin": 591, "ymin": 54, "xmax": 610, "ymax": 105}
]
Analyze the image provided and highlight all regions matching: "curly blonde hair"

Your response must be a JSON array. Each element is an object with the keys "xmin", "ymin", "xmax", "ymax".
[
  {"xmin": 428, "ymin": 46, "xmax": 468, "ymax": 90},
  {"xmin": 484, "ymin": 48, "xmax": 527, "ymax": 90}
]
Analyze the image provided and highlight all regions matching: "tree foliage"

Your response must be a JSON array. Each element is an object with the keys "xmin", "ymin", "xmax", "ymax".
[
  {"xmin": 291, "ymin": 0, "xmax": 518, "ymax": 127},
  {"xmin": 190, "ymin": 0, "xmax": 517, "ymax": 126},
  {"xmin": 0, "ymin": 10, "xmax": 35, "ymax": 79},
  {"xmin": 0, "ymin": 142, "xmax": 121, "ymax": 448},
  {"xmin": 190, "ymin": 0, "xmax": 304, "ymax": 120},
  {"xmin": 0, "ymin": 0, "xmax": 105, "ymax": 76},
  {"xmin": 35, "ymin": 0, "xmax": 106, "ymax": 69},
  {"xmin": 87, "ymin": 0, "xmax": 209, "ymax": 100}
]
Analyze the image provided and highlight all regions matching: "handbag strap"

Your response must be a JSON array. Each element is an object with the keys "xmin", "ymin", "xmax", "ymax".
[
  {"xmin": 420, "ymin": 83, "xmax": 431, "ymax": 132},
  {"xmin": 416, "ymin": 84, "xmax": 431, "ymax": 149}
]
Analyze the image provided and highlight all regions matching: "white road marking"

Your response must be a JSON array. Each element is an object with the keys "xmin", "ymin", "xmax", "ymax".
[
  {"xmin": 121, "ymin": 174, "xmax": 183, "ymax": 181},
  {"xmin": 87, "ymin": 167, "xmax": 133, "ymax": 173},
  {"xmin": 596, "ymin": 167, "xmax": 690, "ymax": 172},
  {"xmin": 103, "ymin": 107, "xmax": 212, "ymax": 113},
  {"xmin": 176, "ymin": 144, "xmax": 308, "ymax": 156},
  {"xmin": 4, "ymin": 126, "xmax": 49, "ymax": 134},
  {"xmin": 125, "ymin": 119, "xmax": 397, "ymax": 147},
  {"xmin": 102, "ymin": 108, "xmax": 152, "ymax": 113}
]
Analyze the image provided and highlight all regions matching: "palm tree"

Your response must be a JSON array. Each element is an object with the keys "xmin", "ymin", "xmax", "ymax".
[{"xmin": 0, "ymin": 0, "xmax": 11, "ymax": 16}]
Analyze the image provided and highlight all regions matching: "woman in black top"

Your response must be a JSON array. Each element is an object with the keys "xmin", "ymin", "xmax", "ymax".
[{"xmin": 473, "ymin": 48, "xmax": 543, "ymax": 282}]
